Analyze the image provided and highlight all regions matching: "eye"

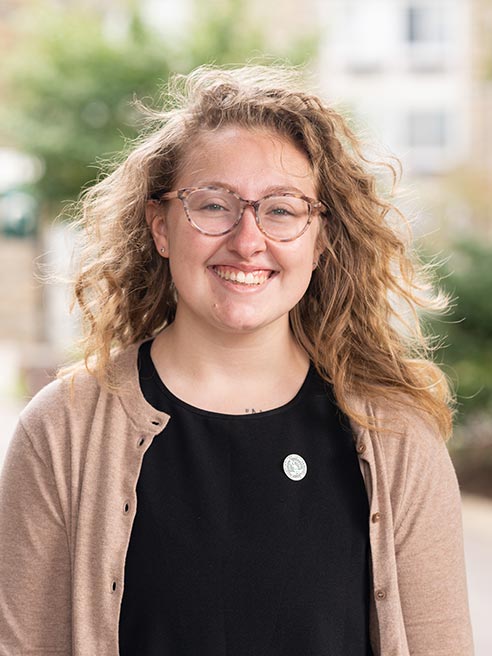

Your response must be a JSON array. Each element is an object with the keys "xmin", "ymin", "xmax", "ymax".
[
  {"xmin": 188, "ymin": 189, "xmax": 236, "ymax": 214},
  {"xmin": 270, "ymin": 205, "xmax": 294, "ymax": 216},
  {"xmin": 262, "ymin": 197, "xmax": 304, "ymax": 218},
  {"xmin": 201, "ymin": 202, "xmax": 229, "ymax": 212}
]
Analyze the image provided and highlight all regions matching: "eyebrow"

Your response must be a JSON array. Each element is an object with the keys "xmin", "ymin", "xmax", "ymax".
[{"xmin": 195, "ymin": 181, "xmax": 308, "ymax": 196}]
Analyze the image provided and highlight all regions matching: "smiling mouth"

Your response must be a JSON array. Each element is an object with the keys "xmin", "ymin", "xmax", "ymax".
[{"xmin": 210, "ymin": 265, "xmax": 275, "ymax": 286}]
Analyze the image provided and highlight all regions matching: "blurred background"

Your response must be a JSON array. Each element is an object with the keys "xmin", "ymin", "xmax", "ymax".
[{"xmin": 0, "ymin": 0, "xmax": 491, "ymax": 650}]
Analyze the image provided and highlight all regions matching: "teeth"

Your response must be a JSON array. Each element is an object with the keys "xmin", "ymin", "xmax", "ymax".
[{"xmin": 213, "ymin": 267, "xmax": 271, "ymax": 286}]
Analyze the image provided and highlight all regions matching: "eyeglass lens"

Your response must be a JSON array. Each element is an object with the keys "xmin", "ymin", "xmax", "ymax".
[{"xmin": 185, "ymin": 188, "xmax": 311, "ymax": 240}]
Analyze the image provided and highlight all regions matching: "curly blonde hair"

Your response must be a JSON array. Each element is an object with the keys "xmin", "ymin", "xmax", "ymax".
[{"xmin": 68, "ymin": 64, "xmax": 453, "ymax": 437}]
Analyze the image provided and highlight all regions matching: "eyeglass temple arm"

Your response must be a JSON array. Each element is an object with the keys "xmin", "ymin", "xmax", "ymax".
[{"xmin": 155, "ymin": 190, "xmax": 180, "ymax": 202}]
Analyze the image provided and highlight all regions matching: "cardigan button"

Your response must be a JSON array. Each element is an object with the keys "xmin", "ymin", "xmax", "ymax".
[
  {"xmin": 372, "ymin": 512, "xmax": 381, "ymax": 523},
  {"xmin": 356, "ymin": 443, "xmax": 366, "ymax": 454},
  {"xmin": 375, "ymin": 589, "xmax": 386, "ymax": 600}
]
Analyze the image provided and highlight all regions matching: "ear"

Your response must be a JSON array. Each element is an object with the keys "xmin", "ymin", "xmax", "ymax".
[{"xmin": 146, "ymin": 200, "xmax": 169, "ymax": 257}]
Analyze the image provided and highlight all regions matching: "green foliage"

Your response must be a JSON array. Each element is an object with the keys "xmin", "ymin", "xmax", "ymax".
[
  {"xmin": 1, "ymin": 7, "xmax": 172, "ymax": 206},
  {"xmin": 430, "ymin": 239, "xmax": 492, "ymax": 421},
  {"xmin": 185, "ymin": 0, "xmax": 267, "ymax": 64},
  {"xmin": 0, "ymin": 0, "xmax": 318, "ymax": 211}
]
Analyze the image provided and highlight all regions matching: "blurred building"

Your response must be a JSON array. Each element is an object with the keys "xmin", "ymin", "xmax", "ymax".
[
  {"xmin": 470, "ymin": 0, "xmax": 492, "ymax": 177},
  {"xmin": 316, "ymin": 0, "xmax": 472, "ymax": 176}
]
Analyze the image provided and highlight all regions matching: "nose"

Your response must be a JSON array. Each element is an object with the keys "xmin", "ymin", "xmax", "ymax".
[{"xmin": 226, "ymin": 204, "xmax": 267, "ymax": 257}]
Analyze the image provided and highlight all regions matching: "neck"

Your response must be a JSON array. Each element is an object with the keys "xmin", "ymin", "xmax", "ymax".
[
  {"xmin": 154, "ymin": 315, "xmax": 307, "ymax": 379},
  {"xmin": 150, "ymin": 313, "xmax": 310, "ymax": 414}
]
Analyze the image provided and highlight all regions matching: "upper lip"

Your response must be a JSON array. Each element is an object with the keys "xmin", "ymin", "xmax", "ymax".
[{"xmin": 209, "ymin": 264, "xmax": 277, "ymax": 273}]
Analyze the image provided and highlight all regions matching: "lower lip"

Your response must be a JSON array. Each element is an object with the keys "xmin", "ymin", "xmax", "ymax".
[{"xmin": 208, "ymin": 267, "xmax": 277, "ymax": 291}]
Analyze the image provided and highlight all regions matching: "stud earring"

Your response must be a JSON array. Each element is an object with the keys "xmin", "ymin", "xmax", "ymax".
[{"xmin": 160, "ymin": 247, "xmax": 166, "ymax": 255}]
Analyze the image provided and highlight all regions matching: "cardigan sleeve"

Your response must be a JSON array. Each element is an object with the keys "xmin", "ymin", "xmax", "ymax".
[
  {"xmin": 393, "ymin": 423, "xmax": 474, "ymax": 655},
  {"xmin": 0, "ymin": 420, "xmax": 71, "ymax": 654}
]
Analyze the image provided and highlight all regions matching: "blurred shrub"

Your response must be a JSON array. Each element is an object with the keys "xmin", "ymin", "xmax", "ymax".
[{"xmin": 429, "ymin": 239, "xmax": 492, "ymax": 424}]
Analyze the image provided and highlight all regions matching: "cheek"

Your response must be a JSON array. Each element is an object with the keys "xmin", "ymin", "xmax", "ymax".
[
  {"xmin": 289, "ymin": 238, "xmax": 318, "ymax": 293},
  {"xmin": 276, "ymin": 248, "xmax": 316, "ymax": 305},
  {"xmin": 167, "ymin": 220, "xmax": 202, "ymax": 260},
  {"xmin": 281, "ymin": 234, "xmax": 317, "ymax": 272},
  {"xmin": 167, "ymin": 228, "xmax": 217, "ymax": 291}
]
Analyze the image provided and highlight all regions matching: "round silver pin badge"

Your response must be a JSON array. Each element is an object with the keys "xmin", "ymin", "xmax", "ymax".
[{"xmin": 283, "ymin": 454, "xmax": 307, "ymax": 481}]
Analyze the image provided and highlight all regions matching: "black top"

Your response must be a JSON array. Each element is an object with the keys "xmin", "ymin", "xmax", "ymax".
[{"xmin": 119, "ymin": 339, "xmax": 372, "ymax": 656}]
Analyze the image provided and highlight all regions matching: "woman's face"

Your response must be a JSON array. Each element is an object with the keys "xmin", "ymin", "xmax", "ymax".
[{"xmin": 147, "ymin": 126, "xmax": 321, "ymax": 338}]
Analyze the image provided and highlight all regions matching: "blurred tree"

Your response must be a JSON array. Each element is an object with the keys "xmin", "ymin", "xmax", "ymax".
[
  {"xmin": 1, "ymin": 7, "xmax": 170, "ymax": 208},
  {"xmin": 0, "ymin": 0, "xmax": 317, "ymax": 214}
]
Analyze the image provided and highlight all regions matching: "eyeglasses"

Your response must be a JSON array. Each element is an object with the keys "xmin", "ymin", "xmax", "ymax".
[{"xmin": 154, "ymin": 186, "xmax": 326, "ymax": 242}]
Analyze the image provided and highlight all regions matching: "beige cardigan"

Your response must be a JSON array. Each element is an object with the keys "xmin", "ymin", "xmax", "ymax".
[{"xmin": 0, "ymin": 342, "xmax": 473, "ymax": 655}]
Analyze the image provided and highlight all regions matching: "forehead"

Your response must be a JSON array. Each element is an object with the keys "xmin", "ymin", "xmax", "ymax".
[{"xmin": 176, "ymin": 126, "xmax": 316, "ymax": 193}]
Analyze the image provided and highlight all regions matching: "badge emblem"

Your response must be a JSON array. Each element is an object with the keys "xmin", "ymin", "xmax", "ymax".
[{"xmin": 283, "ymin": 454, "xmax": 307, "ymax": 481}]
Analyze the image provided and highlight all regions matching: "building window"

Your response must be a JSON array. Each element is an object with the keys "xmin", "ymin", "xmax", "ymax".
[
  {"xmin": 406, "ymin": 4, "xmax": 446, "ymax": 43},
  {"xmin": 407, "ymin": 111, "xmax": 447, "ymax": 148}
]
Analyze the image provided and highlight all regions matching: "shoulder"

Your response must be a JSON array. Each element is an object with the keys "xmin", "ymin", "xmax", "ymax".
[
  {"xmin": 354, "ymin": 393, "xmax": 449, "ymax": 459},
  {"xmin": 16, "ymin": 340, "xmax": 164, "ymax": 460},
  {"xmin": 350, "ymin": 392, "xmax": 456, "ymax": 496},
  {"xmin": 19, "ymin": 365, "xmax": 104, "ymax": 434},
  {"xmin": 17, "ymin": 343, "xmax": 142, "ymax": 451},
  {"xmin": 354, "ymin": 395, "xmax": 460, "ymax": 529},
  {"xmin": 372, "ymin": 395, "xmax": 453, "ymax": 484},
  {"xmin": 14, "ymin": 366, "xmax": 104, "ymax": 465}
]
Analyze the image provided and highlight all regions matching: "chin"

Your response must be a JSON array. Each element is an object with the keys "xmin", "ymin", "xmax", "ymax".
[
  {"xmin": 216, "ymin": 318, "xmax": 266, "ymax": 334},
  {"xmin": 211, "ymin": 307, "xmax": 264, "ymax": 332},
  {"xmin": 212, "ymin": 307, "xmax": 287, "ymax": 335}
]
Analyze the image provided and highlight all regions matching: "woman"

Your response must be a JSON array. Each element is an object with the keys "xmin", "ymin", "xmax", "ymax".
[{"xmin": 0, "ymin": 66, "xmax": 473, "ymax": 655}]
